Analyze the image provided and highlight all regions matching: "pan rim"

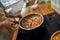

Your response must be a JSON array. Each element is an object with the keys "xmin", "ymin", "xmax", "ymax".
[{"xmin": 19, "ymin": 13, "xmax": 44, "ymax": 30}]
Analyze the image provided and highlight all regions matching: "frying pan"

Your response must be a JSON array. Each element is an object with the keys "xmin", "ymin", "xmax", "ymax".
[
  {"xmin": 19, "ymin": 13, "xmax": 44, "ymax": 30},
  {"xmin": 50, "ymin": 30, "xmax": 60, "ymax": 40}
]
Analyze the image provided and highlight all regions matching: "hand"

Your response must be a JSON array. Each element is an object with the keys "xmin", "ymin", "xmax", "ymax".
[
  {"xmin": 1, "ymin": 19, "xmax": 15, "ymax": 26},
  {"xmin": 15, "ymin": 13, "xmax": 22, "ymax": 19},
  {"xmin": 7, "ymin": 13, "xmax": 22, "ymax": 19}
]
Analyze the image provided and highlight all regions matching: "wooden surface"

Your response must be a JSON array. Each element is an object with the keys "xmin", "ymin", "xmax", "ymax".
[
  {"xmin": 25, "ymin": 3, "xmax": 54, "ymax": 16},
  {"xmin": 12, "ymin": 24, "xmax": 19, "ymax": 40},
  {"xmin": 53, "ymin": 8, "xmax": 60, "ymax": 15}
]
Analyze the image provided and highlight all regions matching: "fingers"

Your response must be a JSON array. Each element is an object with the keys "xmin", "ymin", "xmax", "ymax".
[
  {"xmin": 4, "ymin": 19, "xmax": 15, "ymax": 25},
  {"xmin": 8, "ymin": 20, "xmax": 15, "ymax": 25}
]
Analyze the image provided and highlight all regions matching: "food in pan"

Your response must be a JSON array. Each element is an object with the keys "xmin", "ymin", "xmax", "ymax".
[
  {"xmin": 52, "ymin": 33, "xmax": 60, "ymax": 40},
  {"xmin": 22, "ymin": 16, "xmax": 42, "ymax": 29},
  {"xmin": 51, "ymin": 30, "xmax": 60, "ymax": 40}
]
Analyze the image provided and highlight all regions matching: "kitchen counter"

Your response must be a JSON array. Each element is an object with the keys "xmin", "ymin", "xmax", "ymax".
[{"xmin": 25, "ymin": 3, "xmax": 54, "ymax": 16}]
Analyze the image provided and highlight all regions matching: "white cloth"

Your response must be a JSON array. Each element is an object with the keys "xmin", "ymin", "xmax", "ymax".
[
  {"xmin": 21, "ymin": 2, "xmax": 27, "ymax": 16},
  {"xmin": 5, "ymin": 8, "xmax": 12, "ymax": 13}
]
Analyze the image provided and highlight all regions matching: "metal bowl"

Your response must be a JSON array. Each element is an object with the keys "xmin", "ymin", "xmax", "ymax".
[
  {"xmin": 50, "ymin": 30, "xmax": 60, "ymax": 40},
  {"xmin": 19, "ymin": 13, "xmax": 44, "ymax": 30}
]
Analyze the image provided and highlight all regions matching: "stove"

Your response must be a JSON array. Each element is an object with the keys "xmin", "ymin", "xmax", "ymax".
[
  {"xmin": 17, "ymin": 12, "xmax": 60, "ymax": 40},
  {"xmin": 44, "ymin": 12, "xmax": 60, "ymax": 35}
]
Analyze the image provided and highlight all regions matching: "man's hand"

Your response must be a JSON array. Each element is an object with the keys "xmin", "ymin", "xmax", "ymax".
[
  {"xmin": 7, "ymin": 13, "xmax": 22, "ymax": 19},
  {"xmin": 3, "ymin": 19, "xmax": 15, "ymax": 25},
  {"xmin": 0, "ymin": 19, "xmax": 15, "ymax": 27}
]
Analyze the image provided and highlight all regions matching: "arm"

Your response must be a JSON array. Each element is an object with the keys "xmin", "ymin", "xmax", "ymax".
[{"xmin": 7, "ymin": 14, "xmax": 16, "ymax": 18}]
